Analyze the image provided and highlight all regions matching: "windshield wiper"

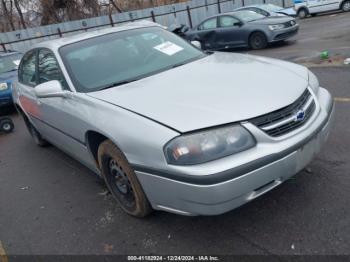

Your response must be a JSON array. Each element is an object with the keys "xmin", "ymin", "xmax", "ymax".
[{"xmin": 99, "ymin": 79, "xmax": 139, "ymax": 91}]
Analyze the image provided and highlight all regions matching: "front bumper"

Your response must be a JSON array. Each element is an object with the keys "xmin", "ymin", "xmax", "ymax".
[
  {"xmin": 269, "ymin": 24, "xmax": 299, "ymax": 42},
  {"xmin": 136, "ymin": 87, "xmax": 334, "ymax": 216}
]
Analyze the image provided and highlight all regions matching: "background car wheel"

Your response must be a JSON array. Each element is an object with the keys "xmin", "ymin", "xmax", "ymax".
[
  {"xmin": 342, "ymin": 0, "xmax": 350, "ymax": 11},
  {"xmin": 0, "ymin": 119, "xmax": 14, "ymax": 133},
  {"xmin": 249, "ymin": 32, "xmax": 268, "ymax": 50},
  {"xmin": 98, "ymin": 140, "xmax": 152, "ymax": 217},
  {"xmin": 297, "ymin": 8, "xmax": 308, "ymax": 19},
  {"xmin": 28, "ymin": 122, "xmax": 49, "ymax": 147}
]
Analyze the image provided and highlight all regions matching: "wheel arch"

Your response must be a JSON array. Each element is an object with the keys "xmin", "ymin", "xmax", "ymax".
[
  {"xmin": 297, "ymin": 6, "xmax": 309, "ymax": 15},
  {"xmin": 248, "ymin": 30, "xmax": 269, "ymax": 45},
  {"xmin": 340, "ymin": 0, "xmax": 350, "ymax": 9},
  {"xmin": 85, "ymin": 130, "xmax": 109, "ymax": 169}
]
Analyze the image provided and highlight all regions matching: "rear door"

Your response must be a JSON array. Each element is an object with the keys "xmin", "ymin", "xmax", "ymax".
[
  {"xmin": 307, "ymin": 0, "xmax": 328, "ymax": 13},
  {"xmin": 216, "ymin": 15, "xmax": 246, "ymax": 48}
]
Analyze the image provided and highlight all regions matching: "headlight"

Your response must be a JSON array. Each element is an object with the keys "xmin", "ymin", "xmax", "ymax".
[
  {"xmin": 308, "ymin": 70, "xmax": 319, "ymax": 94},
  {"xmin": 268, "ymin": 24, "xmax": 285, "ymax": 30},
  {"xmin": 164, "ymin": 125, "xmax": 256, "ymax": 165},
  {"xmin": 0, "ymin": 82, "xmax": 8, "ymax": 91}
]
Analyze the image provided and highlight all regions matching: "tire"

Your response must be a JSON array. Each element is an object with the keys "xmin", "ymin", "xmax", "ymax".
[
  {"xmin": 0, "ymin": 119, "xmax": 14, "ymax": 133},
  {"xmin": 249, "ymin": 32, "xmax": 268, "ymax": 50},
  {"xmin": 342, "ymin": 0, "xmax": 350, "ymax": 11},
  {"xmin": 28, "ymin": 122, "xmax": 49, "ymax": 147},
  {"xmin": 297, "ymin": 8, "xmax": 308, "ymax": 19},
  {"xmin": 98, "ymin": 140, "xmax": 152, "ymax": 217}
]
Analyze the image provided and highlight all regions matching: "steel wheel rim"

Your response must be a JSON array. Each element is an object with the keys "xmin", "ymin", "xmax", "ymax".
[
  {"xmin": 344, "ymin": 2, "xmax": 350, "ymax": 11},
  {"xmin": 253, "ymin": 36, "xmax": 262, "ymax": 47},
  {"xmin": 107, "ymin": 158, "xmax": 135, "ymax": 207},
  {"xmin": 2, "ymin": 123, "xmax": 11, "ymax": 131}
]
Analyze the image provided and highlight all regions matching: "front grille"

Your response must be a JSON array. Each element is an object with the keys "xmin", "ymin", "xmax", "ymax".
[
  {"xmin": 250, "ymin": 89, "xmax": 316, "ymax": 137},
  {"xmin": 274, "ymin": 28, "xmax": 298, "ymax": 41}
]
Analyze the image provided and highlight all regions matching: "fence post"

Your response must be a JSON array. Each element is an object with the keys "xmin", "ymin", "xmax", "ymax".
[
  {"xmin": 57, "ymin": 28, "xmax": 62, "ymax": 37},
  {"xmin": 242, "ymin": 0, "xmax": 245, "ymax": 6},
  {"xmin": 263, "ymin": 0, "xmax": 266, "ymax": 3},
  {"xmin": 186, "ymin": 6, "xmax": 193, "ymax": 29},
  {"xmin": 217, "ymin": 0, "xmax": 221, "ymax": 13},
  {"xmin": 1, "ymin": 43, "xmax": 7, "ymax": 52},
  {"xmin": 151, "ymin": 10, "xmax": 156, "ymax": 22},
  {"xmin": 172, "ymin": 5, "xmax": 177, "ymax": 18},
  {"xmin": 282, "ymin": 0, "xmax": 286, "ymax": 7},
  {"xmin": 109, "ymin": 13, "xmax": 114, "ymax": 27}
]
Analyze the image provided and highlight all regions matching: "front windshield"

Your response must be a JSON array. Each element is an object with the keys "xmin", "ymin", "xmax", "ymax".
[
  {"xmin": 60, "ymin": 27, "xmax": 205, "ymax": 93},
  {"xmin": 0, "ymin": 53, "xmax": 22, "ymax": 74},
  {"xmin": 234, "ymin": 10, "xmax": 266, "ymax": 22},
  {"xmin": 260, "ymin": 4, "xmax": 283, "ymax": 12}
]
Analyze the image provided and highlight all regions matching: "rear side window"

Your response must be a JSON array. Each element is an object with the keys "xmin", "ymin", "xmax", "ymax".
[
  {"xmin": 38, "ymin": 49, "xmax": 68, "ymax": 90},
  {"xmin": 198, "ymin": 18, "xmax": 218, "ymax": 30},
  {"xmin": 19, "ymin": 50, "xmax": 37, "ymax": 86}
]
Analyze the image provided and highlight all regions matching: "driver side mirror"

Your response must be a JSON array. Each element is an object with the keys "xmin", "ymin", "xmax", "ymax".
[
  {"xmin": 190, "ymin": 40, "xmax": 202, "ymax": 49},
  {"xmin": 234, "ymin": 21, "xmax": 243, "ymax": 27},
  {"xmin": 35, "ymin": 80, "xmax": 69, "ymax": 98}
]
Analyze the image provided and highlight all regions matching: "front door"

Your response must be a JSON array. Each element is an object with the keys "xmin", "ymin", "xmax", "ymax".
[{"xmin": 216, "ymin": 15, "xmax": 245, "ymax": 48}]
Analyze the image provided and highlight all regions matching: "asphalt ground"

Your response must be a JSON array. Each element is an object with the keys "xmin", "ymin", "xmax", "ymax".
[
  {"xmin": 0, "ymin": 12, "xmax": 350, "ymax": 259},
  {"xmin": 248, "ymin": 11, "xmax": 350, "ymax": 62}
]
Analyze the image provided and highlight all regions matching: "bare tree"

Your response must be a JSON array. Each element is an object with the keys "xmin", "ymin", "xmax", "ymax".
[
  {"xmin": 1, "ymin": 0, "xmax": 15, "ymax": 31},
  {"xmin": 13, "ymin": 0, "xmax": 26, "ymax": 29}
]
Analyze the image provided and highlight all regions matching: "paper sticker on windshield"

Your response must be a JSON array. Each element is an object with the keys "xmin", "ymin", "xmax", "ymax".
[
  {"xmin": 13, "ymin": 60, "xmax": 20, "ymax": 66},
  {"xmin": 153, "ymin": 41, "xmax": 183, "ymax": 56}
]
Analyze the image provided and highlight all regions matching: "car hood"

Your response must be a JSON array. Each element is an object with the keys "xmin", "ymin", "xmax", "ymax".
[
  {"xmin": 88, "ymin": 52, "xmax": 309, "ymax": 133},
  {"xmin": 0, "ymin": 70, "xmax": 18, "ymax": 83},
  {"xmin": 249, "ymin": 16, "xmax": 294, "ymax": 25}
]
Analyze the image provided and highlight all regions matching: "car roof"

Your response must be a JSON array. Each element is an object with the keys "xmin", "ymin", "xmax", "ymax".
[
  {"xmin": 31, "ymin": 20, "xmax": 164, "ymax": 51},
  {"xmin": 200, "ymin": 10, "xmax": 252, "ymax": 21},
  {"xmin": 235, "ymin": 4, "xmax": 281, "ymax": 10}
]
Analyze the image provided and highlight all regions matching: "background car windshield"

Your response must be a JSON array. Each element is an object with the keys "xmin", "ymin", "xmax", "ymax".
[
  {"xmin": 233, "ymin": 11, "xmax": 266, "ymax": 22},
  {"xmin": 60, "ymin": 27, "xmax": 205, "ymax": 93},
  {"xmin": 0, "ymin": 53, "xmax": 22, "ymax": 74},
  {"xmin": 260, "ymin": 4, "xmax": 283, "ymax": 12}
]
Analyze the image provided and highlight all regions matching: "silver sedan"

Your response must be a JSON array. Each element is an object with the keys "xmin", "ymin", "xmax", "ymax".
[{"xmin": 13, "ymin": 22, "xmax": 334, "ymax": 217}]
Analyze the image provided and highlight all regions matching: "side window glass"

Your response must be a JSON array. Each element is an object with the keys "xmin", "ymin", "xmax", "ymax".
[
  {"xmin": 255, "ymin": 8, "xmax": 269, "ymax": 16},
  {"xmin": 38, "ymin": 49, "xmax": 69, "ymax": 90},
  {"xmin": 219, "ymin": 16, "xmax": 240, "ymax": 27},
  {"xmin": 19, "ymin": 50, "xmax": 37, "ymax": 86},
  {"xmin": 199, "ymin": 18, "xmax": 218, "ymax": 30}
]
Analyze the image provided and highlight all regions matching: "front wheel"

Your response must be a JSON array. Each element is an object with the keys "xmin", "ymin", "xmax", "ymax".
[
  {"xmin": 249, "ymin": 32, "xmax": 268, "ymax": 50},
  {"xmin": 297, "ymin": 8, "xmax": 308, "ymax": 19},
  {"xmin": 342, "ymin": 0, "xmax": 350, "ymax": 11},
  {"xmin": 98, "ymin": 140, "xmax": 152, "ymax": 217}
]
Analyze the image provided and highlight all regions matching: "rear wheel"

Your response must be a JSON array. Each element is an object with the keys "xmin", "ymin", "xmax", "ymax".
[
  {"xmin": 249, "ymin": 32, "xmax": 268, "ymax": 50},
  {"xmin": 342, "ymin": 0, "xmax": 350, "ymax": 11},
  {"xmin": 297, "ymin": 8, "xmax": 308, "ymax": 19},
  {"xmin": 98, "ymin": 140, "xmax": 152, "ymax": 217},
  {"xmin": 0, "ymin": 119, "xmax": 14, "ymax": 133}
]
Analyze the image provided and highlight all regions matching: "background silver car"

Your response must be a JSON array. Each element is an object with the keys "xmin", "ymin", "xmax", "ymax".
[
  {"xmin": 13, "ymin": 22, "xmax": 333, "ymax": 217},
  {"xmin": 235, "ymin": 4, "xmax": 297, "ymax": 17}
]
